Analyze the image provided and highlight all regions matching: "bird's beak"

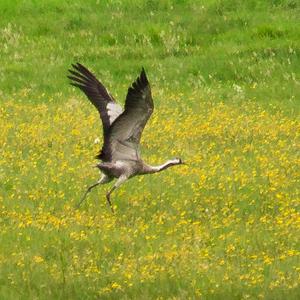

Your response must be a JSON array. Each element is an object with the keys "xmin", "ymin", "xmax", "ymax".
[{"xmin": 180, "ymin": 159, "xmax": 186, "ymax": 165}]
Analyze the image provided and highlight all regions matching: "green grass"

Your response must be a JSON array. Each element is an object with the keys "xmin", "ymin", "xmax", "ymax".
[
  {"xmin": 0, "ymin": 0, "xmax": 299, "ymax": 111},
  {"xmin": 0, "ymin": 1, "xmax": 300, "ymax": 299}
]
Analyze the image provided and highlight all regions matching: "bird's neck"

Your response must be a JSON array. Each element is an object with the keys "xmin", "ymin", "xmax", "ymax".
[{"xmin": 143, "ymin": 159, "xmax": 181, "ymax": 174}]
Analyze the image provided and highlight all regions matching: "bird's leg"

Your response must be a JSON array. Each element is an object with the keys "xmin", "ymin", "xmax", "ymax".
[
  {"xmin": 77, "ymin": 182, "xmax": 100, "ymax": 208},
  {"xmin": 77, "ymin": 174, "xmax": 110, "ymax": 208},
  {"xmin": 106, "ymin": 187, "xmax": 115, "ymax": 212},
  {"xmin": 106, "ymin": 175, "xmax": 128, "ymax": 213}
]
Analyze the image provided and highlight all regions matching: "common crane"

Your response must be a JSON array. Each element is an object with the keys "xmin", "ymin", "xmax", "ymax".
[{"xmin": 68, "ymin": 63, "xmax": 184, "ymax": 212}]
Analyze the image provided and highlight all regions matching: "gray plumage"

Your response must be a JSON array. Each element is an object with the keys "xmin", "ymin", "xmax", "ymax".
[{"xmin": 68, "ymin": 63, "xmax": 184, "ymax": 212}]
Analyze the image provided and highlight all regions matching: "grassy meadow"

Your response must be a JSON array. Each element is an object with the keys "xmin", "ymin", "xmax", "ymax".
[{"xmin": 1, "ymin": 0, "xmax": 300, "ymax": 299}]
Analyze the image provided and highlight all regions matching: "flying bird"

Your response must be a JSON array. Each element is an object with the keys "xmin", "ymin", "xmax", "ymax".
[{"xmin": 68, "ymin": 63, "xmax": 184, "ymax": 212}]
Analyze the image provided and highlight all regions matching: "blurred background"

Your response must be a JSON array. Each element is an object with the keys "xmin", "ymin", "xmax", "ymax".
[{"xmin": 0, "ymin": 0, "xmax": 299, "ymax": 111}]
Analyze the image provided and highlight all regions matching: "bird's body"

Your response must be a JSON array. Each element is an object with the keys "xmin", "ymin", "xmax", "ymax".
[
  {"xmin": 97, "ymin": 159, "xmax": 141, "ymax": 180},
  {"xmin": 68, "ymin": 63, "xmax": 183, "ymax": 211}
]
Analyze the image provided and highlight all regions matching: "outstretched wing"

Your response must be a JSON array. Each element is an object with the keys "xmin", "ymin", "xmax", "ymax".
[
  {"xmin": 68, "ymin": 63, "xmax": 123, "ymax": 135},
  {"xmin": 99, "ymin": 68, "xmax": 153, "ymax": 162}
]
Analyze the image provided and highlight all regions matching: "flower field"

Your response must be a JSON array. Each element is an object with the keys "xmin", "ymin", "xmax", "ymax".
[
  {"xmin": 1, "ymin": 94, "xmax": 299, "ymax": 298},
  {"xmin": 1, "ymin": 0, "xmax": 300, "ymax": 298}
]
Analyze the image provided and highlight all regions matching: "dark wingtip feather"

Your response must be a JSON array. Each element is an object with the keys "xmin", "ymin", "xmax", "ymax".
[
  {"xmin": 68, "ymin": 75, "xmax": 88, "ymax": 86},
  {"xmin": 141, "ymin": 66, "xmax": 146, "ymax": 77},
  {"xmin": 71, "ymin": 62, "xmax": 86, "ymax": 74},
  {"xmin": 140, "ymin": 67, "xmax": 148, "ymax": 85},
  {"xmin": 77, "ymin": 62, "xmax": 85, "ymax": 68},
  {"xmin": 68, "ymin": 63, "xmax": 81, "ymax": 79},
  {"xmin": 71, "ymin": 63, "xmax": 79, "ymax": 70}
]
